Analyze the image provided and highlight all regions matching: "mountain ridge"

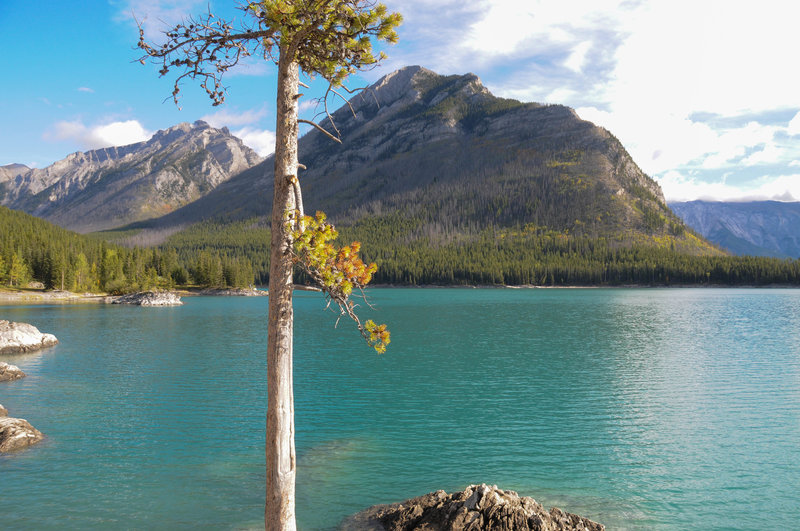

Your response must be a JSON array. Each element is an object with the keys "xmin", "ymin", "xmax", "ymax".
[
  {"xmin": 670, "ymin": 200, "xmax": 800, "ymax": 258},
  {"xmin": 0, "ymin": 121, "xmax": 262, "ymax": 233},
  {"xmin": 132, "ymin": 65, "xmax": 695, "ymax": 255}
]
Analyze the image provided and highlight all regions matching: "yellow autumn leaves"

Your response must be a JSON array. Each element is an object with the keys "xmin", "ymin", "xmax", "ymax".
[{"xmin": 291, "ymin": 210, "xmax": 390, "ymax": 353}]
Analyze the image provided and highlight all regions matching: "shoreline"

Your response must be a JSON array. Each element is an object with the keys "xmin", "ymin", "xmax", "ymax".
[{"xmin": 1, "ymin": 283, "xmax": 798, "ymax": 303}]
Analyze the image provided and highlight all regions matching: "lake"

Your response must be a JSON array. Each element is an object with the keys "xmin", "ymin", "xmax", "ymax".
[{"xmin": 1, "ymin": 288, "xmax": 799, "ymax": 530}]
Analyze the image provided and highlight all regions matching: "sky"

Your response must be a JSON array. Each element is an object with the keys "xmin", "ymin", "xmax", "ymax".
[{"xmin": 1, "ymin": 0, "xmax": 799, "ymax": 202}]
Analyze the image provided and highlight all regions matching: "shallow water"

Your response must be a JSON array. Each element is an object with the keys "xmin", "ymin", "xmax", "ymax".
[{"xmin": 1, "ymin": 288, "xmax": 799, "ymax": 530}]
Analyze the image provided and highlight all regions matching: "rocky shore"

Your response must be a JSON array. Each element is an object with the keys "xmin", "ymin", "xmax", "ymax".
[
  {"xmin": 0, "ymin": 361, "xmax": 26, "ymax": 382},
  {"xmin": 0, "ymin": 320, "xmax": 59, "ymax": 354},
  {"xmin": 0, "ymin": 404, "xmax": 44, "ymax": 453},
  {"xmin": 109, "ymin": 291, "xmax": 183, "ymax": 306},
  {"xmin": 341, "ymin": 484, "xmax": 604, "ymax": 531}
]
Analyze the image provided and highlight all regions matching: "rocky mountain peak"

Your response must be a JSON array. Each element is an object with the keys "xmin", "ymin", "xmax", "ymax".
[
  {"xmin": 0, "ymin": 121, "xmax": 263, "ymax": 232},
  {"xmin": 353, "ymin": 66, "xmax": 491, "ymax": 115},
  {"xmin": 0, "ymin": 164, "xmax": 30, "ymax": 184}
]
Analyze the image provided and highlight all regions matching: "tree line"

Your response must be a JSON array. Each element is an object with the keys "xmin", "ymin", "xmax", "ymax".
[
  {"xmin": 4, "ymin": 204, "xmax": 800, "ymax": 291},
  {"xmin": 157, "ymin": 214, "xmax": 800, "ymax": 287},
  {"xmin": 0, "ymin": 206, "xmax": 254, "ymax": 292}
]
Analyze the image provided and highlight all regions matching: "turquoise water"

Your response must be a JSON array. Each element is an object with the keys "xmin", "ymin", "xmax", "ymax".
[{"xmin": 1, "ymin": 288, "xmax": 799, "ymax": 530}]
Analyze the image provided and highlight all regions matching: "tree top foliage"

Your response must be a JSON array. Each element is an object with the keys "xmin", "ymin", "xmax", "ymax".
[{"xmin": 137, "ymin": 0, "xmax": 402, "ymax": 106}]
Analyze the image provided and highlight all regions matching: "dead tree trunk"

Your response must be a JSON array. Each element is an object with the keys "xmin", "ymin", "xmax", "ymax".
[{"xmin": 266, "ymin": 52, "xmax": 299, "ymax": 531}]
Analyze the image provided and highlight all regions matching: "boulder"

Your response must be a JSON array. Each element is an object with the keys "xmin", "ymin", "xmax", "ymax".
[
  {"xmin": 0, "ymin": 320, "xmax": 58, "ymax": 354},
  {"xmin": 0, "ymin": 362, "xmax": 26, "ymax": 382},
  {"xmin": 341, "ymin": 484, "xmax": 604, "ymax": 531},
  {"xmin": 111, "ymin": 291, "xmax": 183, "ymax": 306},
  {"xmin": 0, "ymin": 404, "xmax": 7, "ymax": 417},
  {"xmin": 0, "ymin": 415, "xmax": 44, "ymax": 452}
]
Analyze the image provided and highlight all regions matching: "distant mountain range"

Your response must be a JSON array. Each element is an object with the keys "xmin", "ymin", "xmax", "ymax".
[
  {"xmin": 3, "ymin": 66, "xmax": 722, "ymax": 263},
  {"xmin": 670, "ymin": 200, "xmax": 800, "ymax": 258},
  {"xmin": 0, "ymin": 121, "xmax": 261, "ymax": 233},
  {"xmin": 4, "ymin": 66, "xmax": 800, "ymax": 285}
]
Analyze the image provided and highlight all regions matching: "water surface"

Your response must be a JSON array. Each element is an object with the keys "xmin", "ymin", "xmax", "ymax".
[{"xmin": 1, "ymin": 288, "xmax": 799, "ymax": 530}]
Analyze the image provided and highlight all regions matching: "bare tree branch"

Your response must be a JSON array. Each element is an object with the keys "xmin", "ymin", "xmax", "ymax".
[{"xmin": 298, "ymin": 119, "xmax": 342, "ymax": 143}]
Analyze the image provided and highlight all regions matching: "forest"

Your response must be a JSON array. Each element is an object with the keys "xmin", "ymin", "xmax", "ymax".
[
  {"xmin": 0, "ymin": 206, "xmax": 253, "ymax": 293},
  {"xmin": 162, "ymin": 214, "xmax": 800, "ymax": 287},
  {"xmin": 4, "ymin": 201, "xmax": 800, "ymax": 293}
]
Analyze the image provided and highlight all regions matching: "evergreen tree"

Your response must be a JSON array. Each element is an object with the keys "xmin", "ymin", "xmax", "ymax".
[{"xmin": 8, "ymin": 252, "xmax": 30, "ymax": 287}]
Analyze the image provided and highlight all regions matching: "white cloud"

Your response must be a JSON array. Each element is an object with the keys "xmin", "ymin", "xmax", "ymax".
[
  {"xmin": 788, "ymin": 111, "xmax": 800, "ymax": 136},
  {"xmin": 45, "ymin": 120, "xmax": 152, "ymax": 150},
  {"xmin": 233, "ymin": 127, "xmax": 276, "ymax": 156},
  {"xmin": 564, "ymin": 41, "xmax": 592, "ymax": 73},
  {"xmin": 200, "ymin": 108, "xmax": 274, "ymax": 154},
  {"xmin": 77, "ymin": 87, "xmax": 95, "ymax": 93},
  {"xmin": 659, "ymin": 171, "xmax": 800, "ymax": 202},
  {"xmin": 381, "ymin": 0, "xmax": 800, "ymax": 201},
  {"xmin": 741, "ymin": 143, "xmax": 785, "ymax": 167},
  {"xmin": 201, "ymin": 108, "xmax": 268, "ymax": 128}
]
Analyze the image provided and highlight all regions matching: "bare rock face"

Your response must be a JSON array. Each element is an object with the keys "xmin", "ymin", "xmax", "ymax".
[
  {"xmin": 111, "ymin": 291, "xmax": 183, "ymax": 306},
  {"xmin": 341, "ymin": 484, "xmax": 604, "ymax": 531},
  {"xmin": 0, "ymin": 320, "xmax": 58, "ymax": 354},
  {"xmin": 0, "ymin": 362, "xmax": 26, "ymax": 382},
  {"xmin": 0, "ymin": 415, "xmax": 44, "ymax": 452},
  {"xmin": 1, "ymin": 121, "xmax": 263, "ymax": 233}
]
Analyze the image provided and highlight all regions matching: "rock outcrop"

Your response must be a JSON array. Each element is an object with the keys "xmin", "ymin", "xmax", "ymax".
[
  {"xmin": 0, "ymin": 362, "xmax": 26, "ymax": 381},
  {"xmin": 0, "ymin": 403, "xmax": 7, "ymax": 417},
  {"xmin": 111, "ymin": 291, "xmax": 183, "ymax": 306},
  {"xmin": 0, "ymin": 320, "xmax": 58, "ymax": 354},
  {"xmin": 0, "ymin": 414, "xmax": 44, "ymax": 453},
  {"xmin": 342, "ymin": 484, "xmax": 604, "ymax": 531}
]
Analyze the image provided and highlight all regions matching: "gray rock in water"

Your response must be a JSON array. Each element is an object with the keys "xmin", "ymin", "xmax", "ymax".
[
  {"xmin": 0, "ymin": 320, "xmax": 58, "ymax": 354},
  {"xmin": 111, "ymin": 291, "xmax": 183, "ymax": 306},
  {"xmin": 0, "ymin": 362, "xmax": 26, "ymax": 382},
  {"xmin": 341, "ymin": 484, "xmax": 604, "ymax": 531},
  {"xmin": 0, "ymin": 415, "xmax": 44, "ymax": 452},
  {"xmin": 0, "ymin": 404, "xmax": 7, "ymax": 417}
]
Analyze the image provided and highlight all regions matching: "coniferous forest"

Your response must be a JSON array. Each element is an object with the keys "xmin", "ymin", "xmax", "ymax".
[
  {"xmin": 5, "ymin": 201, "xmax": 800, "ymax": 293},
  {"xmin": 0, "ymin": 206, "xmax": 253, "ymax": 293},
  {"xmin": 159, "ymin": 213, "xmax": 800, "ymax": 287}
]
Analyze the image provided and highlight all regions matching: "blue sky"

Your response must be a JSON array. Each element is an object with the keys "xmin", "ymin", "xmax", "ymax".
[{"xmin": 1, "ymin": 0, "xmax": 799, "ymax": 202}]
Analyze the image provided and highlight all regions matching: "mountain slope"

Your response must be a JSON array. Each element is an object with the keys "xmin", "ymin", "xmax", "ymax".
[
  {"xmin": 135, "ymin": 66, "xmax": 709, "ymax": 256},
  {"xmin": 1, "ymin": 121, "xmax": 262, "ymax": 233},
  {"xmin": 0, "ymin": 164, "xmax": 30, "ymax": 187},
  {"xmin": 670, "ymin": 200, "xmax": 800, "ymax": 258}
]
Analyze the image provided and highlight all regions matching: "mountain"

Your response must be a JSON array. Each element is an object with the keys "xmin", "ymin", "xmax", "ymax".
[
  {"xmin": 0, "ymin": 121, "xmax": 262, "ymax": 233},
  {"xmin": 133, "ymin": 66, "xmax": 707, "ymax": 254},
  {"xmin": 0, "ymin": 164, "xmax": 30, "ymax": 185},
  {"xmin": 670, "ymin": 200, "xmax": 800, "ymax": 258}
]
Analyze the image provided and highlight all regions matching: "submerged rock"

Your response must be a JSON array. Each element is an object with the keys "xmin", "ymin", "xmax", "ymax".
[
  {"xmin": 341, "ymin": 484, "xmax": 604, "ymax": 531},
  {"xmin": 111, "ymin": 291, "xmax": 183, "ymax": 306},
  {"xmin": 0, "ymin": 362, "xmax": 26, "ymax": 382},
  {"xmin": 0, "ymin": 320, "xmax": 58, "ymax": 354},
  {"xmin": 0, "ymin": 415, "xmax": 44, "ymax": 452}
]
